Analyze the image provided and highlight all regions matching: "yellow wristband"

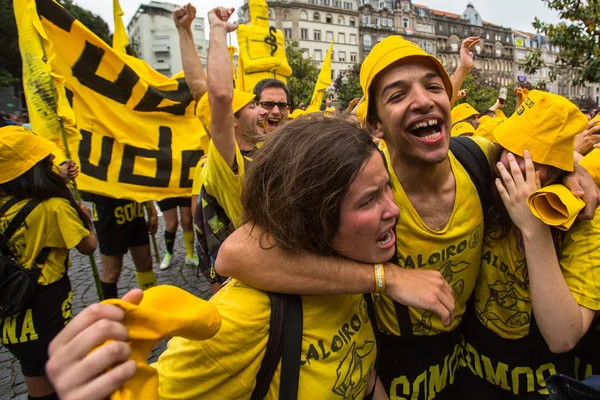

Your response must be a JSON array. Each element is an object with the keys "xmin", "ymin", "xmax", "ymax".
[{"xmin": 374, "ymin": 263, "xmax": 385, "ymax": 295}]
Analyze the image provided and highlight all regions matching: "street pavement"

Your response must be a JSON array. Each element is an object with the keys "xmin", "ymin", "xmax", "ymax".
[{"xmin": 0, "ymin": 214, "xmax": 213, "ymax": 400}]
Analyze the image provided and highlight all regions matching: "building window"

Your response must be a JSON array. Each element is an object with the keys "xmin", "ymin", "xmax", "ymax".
[
  {"xmin": 301, "ymin": 48, "xmax": 309, "ymax": 59},
  {"xmin": 486, "ymin": 33, "xmax": 490, "ymax": 39},
  {"xmin": 334, "ymin": 0, "xmax": 341, "ymax": 7},
  {"xmin": 284, "ymin": 28, "xmax": 292, "ymax": 40},
  {"xmin": 327, "ymin": 31, "xmax": 334, "ymax": 42},
  {"xmin": 450, "ymin": 37, "xmax": 459, "ymax": 51},
  {"xmin": 339, "ymin": 51, "xmax": 346, "ymax": 62},
  {"xmin": 362, "ymin": 15, "xmax": 370, "ymax": 24},
  {"xmin": 364, "ymin": 34, "xmax": 372, "ymax": 49},
  {"xmin": 300, "ymin": 10, "xmax": 308, "ymax": 20},
  {"xmin": 338, "ymin": 32, "xmax": 346, "ymax": 43},
  {"xmin": 301, "ymin": 28, "xmax": 308, "ymax": 39},
  {"xmin": 323, "ymin": 0, "xmax": 330, "ymax": 5},
  {"xmin": 314, "ymin": 30, "xmax": 322, "ymax": 41},
  {"xmin": 402, "ymin": 17, "xmax": 409, "ymax": 28},
  {"xmin": 314, "ymin": 12, "xmax": 320, "ymax": 21},
  {"xmin": 268, "ymin": 9, "xmax": 273, "ymax": 19},
  {"xmin": 350, "ymin": 18, "xmax": 356, "ymax": 27},
  {"xmin": 338, "ymin": 16, "xmax": 345, "ymax": 25},
  {"xmin": 403, "ymin": 1, "xmax": 410, "ymax": 11},
  {"xmin": 284, "ymin": 11, "xmax": 290, "ymax": 20},
  {"xmin": 314, "ymin": 49, "xmax": 322, "ymax": 61},
  {"xmin": 350, "ymin": 52, "xmax": 357, "ymax": 62},
  {"xmin": 417, "ymin": 8, "xmax": 425, "ymax": 18},
  {"xmin": 475, "ymin": 45, "xmax": 481, "ymax": 54},
  {"xmin": 388, "ymin": 18, "xmax": 393, "ymax": 27},
  {"xmin": 350, "ymin": 33, "xmax": 357, "ymax": 44},
  {"xmin": 495, "ymin": 43, "xmax": 502, "ymax": 56},
  {"xmin": 344, "ymin": 2, "xmax": 353, "ymax": 9},
  {"xmin": 438, "ymin": 24, "xmax": 443, "ymax": 32},
  {"xmin": 326, "ymin": 14, "xmax": 333, "ymax": 23},
  {"xmin": 426, "ymin": 42, "xmax": 432, "ymax": 54}
]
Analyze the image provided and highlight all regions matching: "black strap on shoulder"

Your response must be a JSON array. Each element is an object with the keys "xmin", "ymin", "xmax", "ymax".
[
  {"xmin": 0, "ymin": 199, "xmax": 42, "ymax": 252},
  {"xmin": 251, "ymin": 292, "xmax": 286, "ymax": 400},
  {"xmin": 449, "ymin": 136, "xmax": 492, "ymax": 214},
  {"xmin": 364, "ymin": 294, "xmax": 380, "ymax": 372},
  {"xmin": 279, "ymin": 294, "xmax": 302, "ymax": 400},
  {"xmin": 251, "ymin": 293, "xmax": 303, "ymax": 400},
  {"xmin": 0, "ymin": 198, "xmax": 19, "ymax": 219}
]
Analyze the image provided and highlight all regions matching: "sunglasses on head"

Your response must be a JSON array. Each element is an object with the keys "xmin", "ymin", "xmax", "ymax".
[{"xmin": 258, "ymin": 101, "xmax": 290, "ymax": 110}]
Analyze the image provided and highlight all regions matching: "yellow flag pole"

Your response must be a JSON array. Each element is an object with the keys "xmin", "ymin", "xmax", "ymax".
[{"xmin": 37, "ymin": 41, "xmax": 104, "ymax": 301}]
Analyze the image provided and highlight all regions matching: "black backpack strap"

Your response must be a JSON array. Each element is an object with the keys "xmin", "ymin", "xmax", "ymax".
[
  {"xmin": 251, "ymin": 292, "xmax": 286, "ymax": 400},
  {"xmin": 279, "ymin": 294, "xmax": 302, "ymax": 400},
  {"xmin": 449, "ymin": 136, "xmax": 492, "ymax": 213},
  {"xmin": 0, "ymin": 198, "xmax": 19, "ymax": 219},
  {"xmin": 0, "ymin": 199, "xmax": 42, "ymax": 253}
]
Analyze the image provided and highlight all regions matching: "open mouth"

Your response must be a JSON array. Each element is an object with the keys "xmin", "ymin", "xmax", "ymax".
[
  {"xmin": 376, "ymin": 229, "xmax": 395, "ymax": 248},
  {"xmin": 266, "ymin": 118, "xmax": 281, "ymax": 129},
  {"xmin": 407, "ymin": 118, "xmax": 443, "ymax": 141}
]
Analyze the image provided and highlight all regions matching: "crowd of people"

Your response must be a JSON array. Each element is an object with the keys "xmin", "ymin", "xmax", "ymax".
[{"xmin": 2, "ymin": 2, "xmax": 600, "ymax": 400}]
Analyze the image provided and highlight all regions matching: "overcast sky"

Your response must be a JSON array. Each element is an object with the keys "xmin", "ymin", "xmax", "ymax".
[{"xmin": 73, "ymin": 0, "xmax": 562, "ymax": 46}]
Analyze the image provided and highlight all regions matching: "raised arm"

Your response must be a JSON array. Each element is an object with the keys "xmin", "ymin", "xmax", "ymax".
[
  {"xmin": 216, "ymin": 223, "xmax": 456, "ymax": 326},
  {"xmin": 450, "ymin": 36, "xmax": 480, "ymax": 106},
  {"xmin": 207, "ymin": 7, "xmax": 238, "ymax": 166},
  {"xmin": 174, "ymin": 4, "xmax": 207, "ymax": 101},
  {"xmin": 496, "ymin": 151, "xmax": 596, "ymax": 352}
]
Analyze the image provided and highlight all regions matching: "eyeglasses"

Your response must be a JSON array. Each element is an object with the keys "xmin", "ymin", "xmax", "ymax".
[{"xmin": 258, "ymin": 101, "xmax": 290, "ymax": 111}]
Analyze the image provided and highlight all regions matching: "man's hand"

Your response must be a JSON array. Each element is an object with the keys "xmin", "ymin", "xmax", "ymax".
[
  {"xmin": 173, "ymin": 3, "xmax": 196, "ymax": 31},
  {"xmin": 78, "ymin": 201, "xmax": 92, "ymax": 221},
  {"xmin": 58, "ymin": 160, "xmax": 79, "ymax": 181},
  {"xmin": 563, "ymin": 163, "xmax": 600, "ymax": 220},
  {"xmin": 385, "ymin": 265, "xmax": 456, "ymax": 327},
  {"xmin": 456, "ymin": 89, "xmax": 467, "ymax": 100},
  {"xmin": 208, "ymin": 7, "xmax": 238, "ymax": 32},
  {"xmin": 458, "ymin": 36, "xmax": 480, "ymax": 70},
  {"xmin": 574, "ymin": 119, "xmax": 600, "ymax": 155}
]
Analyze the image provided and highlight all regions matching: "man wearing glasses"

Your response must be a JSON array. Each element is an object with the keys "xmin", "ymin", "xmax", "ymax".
[{"xmin": 253, "ymin": 78, "xmax": 291, "ymax": 132}]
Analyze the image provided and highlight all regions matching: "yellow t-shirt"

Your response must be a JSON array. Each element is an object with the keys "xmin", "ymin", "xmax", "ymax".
[
  {"xmin": 475, "ymin": 208, "xmax": 600, "ymax": 339},
  {"xmin": 191, "ymin": 155, "xmax": 208, "ymax": 196},
  {"xmin": 0, "ymin": 197, "xmax": 90, "ymax": 285},
  {"xmin": 154, "ymin": 280, "xmax": 376, "ymax": 399},
  {"xmin": 375, "ymin": 137, "xmax": 494, "ymax": 336},
  {"xmin": 200, "ymin": 140, "xmax": 252, "ymax": 229},
  {"xmin": 579, "ymin": 149, "xmax": 600, "ymax": 187}
]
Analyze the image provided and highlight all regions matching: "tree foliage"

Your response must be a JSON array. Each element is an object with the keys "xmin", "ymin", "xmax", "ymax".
[
  {"xmin": 285, "ymin": 41, "xmax": 319, "ymax": 109},
  {"xmin": 333, "ymin": 63, "xmax": 363, "ymax": 109},
  {"xmin": 0, "ymin": 0, "xmax": 111, "ymax": 89},
  {"xmin": 524, "ymin": 0, "xmax": 600, "ymax": 86},
  {"xmin": 453, "ymin": 68, "xmax": 516, "ymax": 117}
]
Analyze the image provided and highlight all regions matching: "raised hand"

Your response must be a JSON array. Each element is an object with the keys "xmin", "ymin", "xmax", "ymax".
[
  {"xmin": 208, "ymin": 6, "xmax": 238, "ymax": 33},
  {"xmin": 458, "ymin": 36, "xmax": 480, "ymax": 70},
  {"xmin": 173, "ymin": 3, "xmax": 196, "ymax": 31}
]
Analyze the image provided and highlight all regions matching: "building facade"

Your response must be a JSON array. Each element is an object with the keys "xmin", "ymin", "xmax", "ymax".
[
  {"xmin": 239, "ymin": 0, "xmax": 360, "ymax": 80},
  {"xmin": 128, "ymin": 1, "xmax": 208, "ymax": 78}
]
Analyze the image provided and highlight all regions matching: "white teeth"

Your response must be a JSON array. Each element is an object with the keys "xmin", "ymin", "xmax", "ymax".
[
  {"xmin": 409, "ymin": 119, "xmax": 438, "ymax": 130},
  {"xmin": 376, "ymin": 230, "xmax": 393, "ymax": 246},
  {"xmin": 421, "ymin": 132, "xmax": 442, "ymax": 140}
]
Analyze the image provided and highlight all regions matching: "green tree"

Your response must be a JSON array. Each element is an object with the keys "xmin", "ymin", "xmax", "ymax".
[
  {"xmin": 524, "ymin": 0, "xmax": 600, "ymax": 86},
  {"xmin": 454, "ymin": 68, "xmax": 516, "ymax": 117},
  {"xmin": 333, "ymin": 63, "xmax": 363, "ymax": 110},
  {"xmin": 285, "ymin": 40, "xmax": 319, "ymax": 109},
  {"xmin": 0, "ymin": 0, "xmax": 111, "ymax": 89}
]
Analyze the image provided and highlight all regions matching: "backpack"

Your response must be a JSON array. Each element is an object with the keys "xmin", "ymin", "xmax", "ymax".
[
  {"xmin": 449, "ymin": 136, "xmax": 492, "ymax": 212},
  {"xmin": 0, "ymin": 198, "xmax": 50, "ymax": 318}
]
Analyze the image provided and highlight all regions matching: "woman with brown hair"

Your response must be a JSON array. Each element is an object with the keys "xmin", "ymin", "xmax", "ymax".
[{"xmin": 46, "ymin": 114, "xmax": 396, "ymax": 400}]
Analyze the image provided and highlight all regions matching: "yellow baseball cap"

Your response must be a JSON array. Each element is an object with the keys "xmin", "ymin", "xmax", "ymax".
[
  {"xmin": 451, "ymin": 103, "xmax": 479, "ymax": 124},
  {"xmin": 0, "ymin": 126, "xmax": 56, "ymax": 184},
  {"xmin": 289, "ymin": 109, "xmax": 305, "ymax": 120},
  {"xmin": 451, "ymin": 121, "xmax": 475, "ymax": 137},
  {"xmin": 356, "ymin": 35, "xmax": 453, "ymax": 123},
  {"xmin": 493, "ymin": 90, "xmax": 587, "ymax": 171},
  {"xmin": 474, "ymin": 117, "xmax": 506, "ymax": 142},
  {"xmin": 195, "ymin": 89, "xmax": 256, "ymax": 131}
]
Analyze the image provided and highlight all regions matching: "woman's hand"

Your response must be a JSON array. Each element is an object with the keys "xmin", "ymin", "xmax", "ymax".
[
  {"xmin": 45, "ymin": 290, "xmax": 143, "ymax": 400},
  {"xmin": 495, "ymin": 150, "xmax": 544, "ymax": 234}
]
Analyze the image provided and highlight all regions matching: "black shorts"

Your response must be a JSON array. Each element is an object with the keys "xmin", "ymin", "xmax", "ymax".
[
  {"xmin": 157, "ymin": 196, "xmax": 191, "ymax": 212},
  {"xmin": 92, "ymin": 195, "xmax": 149, "ymax": 256},
  {"xmin": 0, "ymin": 275, "xmax": 72, "ymax": 377}
]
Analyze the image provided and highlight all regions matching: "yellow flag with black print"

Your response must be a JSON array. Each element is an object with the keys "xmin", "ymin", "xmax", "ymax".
[
  {"xmin": 13, "ymin": 0, "xmax": 80, "ymax": 155},
  {"xmin": 33, "ymin": 0, "xmax": 209, "ymax": 202},
  {"xmin": 112, "ymin": 0, "xmax": 130, "ymax": 55},
  {"xmin": 306, "ymin": 40, "xmax": 334, "ymax": 113}
]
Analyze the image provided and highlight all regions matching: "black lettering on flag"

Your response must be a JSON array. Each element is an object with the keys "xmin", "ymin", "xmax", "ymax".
[
  {"xmin": 36, "ymin": 0, "xmax": 74, "ymax": 33},
  {"xmin": 134, "ymin": 78, "xmax": 194, "ymax": 116},
  {"xmin": 79, "ymin": 129, "xmax": 114, "ymax": 181},
  {"xmin": 180, "ymin": 149, "xmax": 204, "ymax": 188},
  {"xmin": 119, "ymin": 126, "xmax": 172, "ymax": 187},
  {"xmin": 72, "ymin": 41, "xmax": 139, "ymax": 104}
]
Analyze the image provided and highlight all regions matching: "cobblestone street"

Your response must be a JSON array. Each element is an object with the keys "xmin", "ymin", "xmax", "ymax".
[{"xmin": 0, "ymin": 212, "xmax": 213, "ymax": 400}]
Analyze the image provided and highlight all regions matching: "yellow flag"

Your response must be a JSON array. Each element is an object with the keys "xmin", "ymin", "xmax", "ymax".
[
  {"xmin": 306, "ymin": 40, "xmax": 334, "ymax": 113},
  {"xmin": 13, "ymin": 0, "xmax": 80, "ymax": 154},
  {"xmin": 35, "ymin": 0, "xmax": 209, "ymax": 202},
  {"xmin": 236, "ymin": 0, "xmax": 292, "ymax": 92},
  {"xmin": 112, "ymin": 0, "xmax": 130, "ymax": 55}
]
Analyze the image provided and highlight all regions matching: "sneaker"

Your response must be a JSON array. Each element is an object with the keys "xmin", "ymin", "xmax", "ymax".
[
  {"xmin": 185, "ymin": 255, "xmax": 199, "ymax": 267},
  {"xmin": 160, "ymin": 252, "xmax": 173, "ymax": 270}
]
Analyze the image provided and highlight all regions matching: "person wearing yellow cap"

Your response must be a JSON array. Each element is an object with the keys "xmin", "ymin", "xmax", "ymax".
[
  {"xmin": 451, "ymin": 102, "xmax": 480, "ymax": 134},
  {"xmin": 177, "ymin": 5, "xmax": 267, "ymax": 293},
  {"xmin": 460, "ymin": 91, "xmax": 600, "ymax": 398},
  {"xmin": 0, "ymin": 126, "xmax": 97, "ymax": 400},
  {"xmin": 44, "ymin": 114, "xmax": 394, "ymax": 400}
]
